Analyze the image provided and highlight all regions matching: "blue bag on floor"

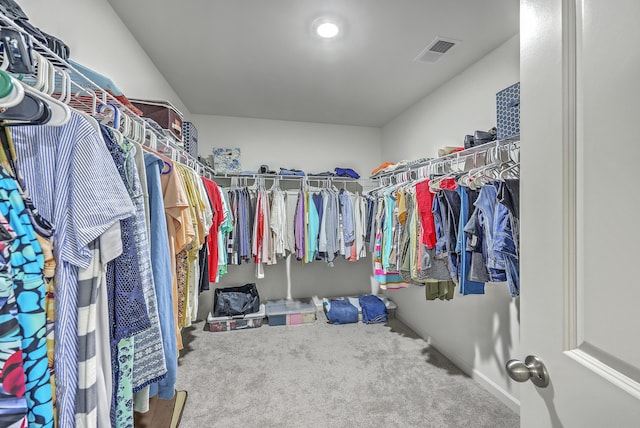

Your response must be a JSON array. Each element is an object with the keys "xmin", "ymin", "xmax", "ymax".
[
  {"xmin": 326, "ymin": 299, "xmax": 358, "ymax": 324},
  {"xmin": 358, "ymin": 295, "xmax": 388, "ymax": 324}
]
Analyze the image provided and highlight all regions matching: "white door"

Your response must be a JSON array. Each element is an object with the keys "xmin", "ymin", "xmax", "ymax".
[{"xmin": 519, "ymin": 0, "xmax": 640, "ymax": 426}]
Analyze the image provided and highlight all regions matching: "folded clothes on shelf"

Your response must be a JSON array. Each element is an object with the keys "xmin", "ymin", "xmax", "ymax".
[
  {"xmin": 370, "ymin": 160, "xmax": 409, "ymax": 177},
  {"xmin": 437, "ymin": 146, "xmax": 464, "ymax": 157},
  {"xmin": 371, "ymin": 162, "xmax": 395, "ymax": 176},
  {"xmin": 309, "ymin": 171, "xmax": 335, "ymax": 177},
  {"xmin": 334, "ymin": 167, "xmax": 360, "ymax": 179},
  {"xmin": 279, "ymin": 168, "xmax": 305, "ymax": 176},
  {"xmin": 69, "ymin": 60, "xmax": 143, "ymax": 115}
]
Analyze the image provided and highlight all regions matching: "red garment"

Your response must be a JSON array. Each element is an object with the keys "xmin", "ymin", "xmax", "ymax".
[
  {"xmin": 254, "ymin": 196, "xmax": 264, "ymax": 263},
  {"xmin": 202, "ymin": 177, "xmax": 224, "ymax": 282},
  {"xmin": 415, "ymin": 181, "xmax": 437, "ymax": 249},
  {"xmin": 439, "ymin": 178, "xmax": 458, "ymax": 191}
]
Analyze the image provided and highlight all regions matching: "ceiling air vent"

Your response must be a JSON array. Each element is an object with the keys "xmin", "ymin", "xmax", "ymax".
[{"xmin": 414, "ymin": 37, "xmax": 460, "ymax": 63}]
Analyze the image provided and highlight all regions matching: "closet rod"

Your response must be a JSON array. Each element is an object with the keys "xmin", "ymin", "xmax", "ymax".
[
  {"xmin": 372, "ymin": 136, "xmax": 520, "ymax": 180},
  {"xmin": 0, "ymin": 11, "xmax": 212, "ymax": 177},
  {"xmin": 211, "ymin": 173, "xmax": 364, "ymax": 182}
]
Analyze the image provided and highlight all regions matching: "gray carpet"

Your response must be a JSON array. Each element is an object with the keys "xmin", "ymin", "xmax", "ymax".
[{"xmin": 176, "ymin": 312, "xmax": 519, "ymax": 428}]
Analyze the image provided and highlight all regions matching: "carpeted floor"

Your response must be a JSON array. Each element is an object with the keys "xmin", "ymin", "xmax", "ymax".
[{"xmin": 176, "ymin": 312, "xmax": 519, "ymax": 428}]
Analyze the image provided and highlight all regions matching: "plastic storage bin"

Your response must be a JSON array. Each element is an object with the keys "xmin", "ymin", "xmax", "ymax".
[
  {"xmin": 207, "ymin": 304, "xmax": 265, "ymax": 332},
  {"xmin": 266, "ymin": 299, "xmax": 317, "ymax": 326}
]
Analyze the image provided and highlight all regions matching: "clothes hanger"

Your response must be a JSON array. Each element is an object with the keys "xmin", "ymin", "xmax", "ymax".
[
  {"xmin": 468, "ymin": 144, "xmax": 512, "ymax": 188},
  {"xmin": 498, "ymin": 143, "xmax": 520, "ymax": 180},
  {"xmin": 21, "ymin": 81, "xmax": 70, "ymax": 126},
  {"xmin": 0, "ymin": 69, "xmax": 24, "ymax": 109},
  {"xmin": 145, "ymin": 127, "xmax": 158, "ymax": 150},
  {"xmin": 0, "ymin": 27, "xmax": 35, "ymax": 75},
  {"xmin": 10, "ymin": 51, "xmax": 72, "ymax": 126},
  {"xmin": 0, "ymin": 76, "xmax": 50, "ymax": 125},
  {"xmin": 32, "ymin": 51, "xmax": 47, "ymax": 93},
  {"xmin": 69, "ymin": 83, "xmax": 101, "ymax": 133},
  {"xmin": 429, "ymin": 155, "xmax": 467, "ymax": 192},
  {"xmin": 97, "ymin": 101, "xmax": 119, "ymax": 129},
  {"xmin": 45, "ymin": 59, "xmax": 55, "ymax": 96},
  {"xmin": 0, "ymin": 90, "xmax": 48, "ymax": 124},
  {"xmin": 119, "ymin": 110, "xmax": 130, "ymax": 138}
]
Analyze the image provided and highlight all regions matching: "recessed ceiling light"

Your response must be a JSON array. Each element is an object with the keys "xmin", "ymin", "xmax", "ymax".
[
  {"xmin": 312, "ymin": 17, "xmax": 342, "ymax": 40},
  {"xmin": 316, "ymin": 22, "xmax": 339, "ymax": 39}
]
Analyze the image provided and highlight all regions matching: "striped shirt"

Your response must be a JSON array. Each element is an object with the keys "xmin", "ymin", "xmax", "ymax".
[{"xmin": 11, "ymin": 111, "xmax": 137, "ymax": 428}]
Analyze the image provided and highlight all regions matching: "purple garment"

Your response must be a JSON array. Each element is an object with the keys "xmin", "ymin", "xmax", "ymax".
[{"xmin": 295, "ymin": 191, "xmax": 305, "ymax": 260}]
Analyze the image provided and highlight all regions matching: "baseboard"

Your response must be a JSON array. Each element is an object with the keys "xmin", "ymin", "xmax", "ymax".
[{"xmin": 396, "ymin": 313, "xmax": 521, "ymax": 414}]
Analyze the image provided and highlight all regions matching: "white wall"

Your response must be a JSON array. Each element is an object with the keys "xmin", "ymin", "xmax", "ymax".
[
  {"xmin": 19, "ymin": 0, "xmax": 189, "ymax": 114},
  {"xmin": 380, "ymin": 35, "xmax": 521, "ymax": 412},
  {"xmin": 383, "ymin": 35, "xmax": 520, "ymax": 162},
  {"xmin": 191, "ymin": 114, "xmax": 381, "ymax": 176},
  {"xmin": 192, "ymin": 114, "xmax": 382, "ymax": 318}
]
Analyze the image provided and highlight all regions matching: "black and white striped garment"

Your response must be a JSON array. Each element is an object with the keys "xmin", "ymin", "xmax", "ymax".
[{"xmin": 76, "ymin": 240, "xmax": 100, "ymax": 427}]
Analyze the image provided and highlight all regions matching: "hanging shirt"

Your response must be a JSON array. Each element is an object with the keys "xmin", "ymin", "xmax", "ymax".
[
  {"xmin": 96, "ymin": 223, "xmax": 123, "ymax": 428},
  {"xmin": 144, "ymin": 151, "xmax": 178, "ymax": 401},
  {"xmin": 218, "ymin": 185, "xmax": 233, "ymax": 275},
  {"xmin": 294, "ymin": 190, "xmax": 305, "ymax": 260},
  {"xmin": 353, "ymin": 193, "xmax": 367, "ymax": 260},
  {"xmin": 456, "ymin": 186, "xmax": 485, "ymax": 295},
  {"xmin": 284, "ymin": 190, "xmax": 298, "ymax": 257},
  {"xmin": 102, "ymin": 127, "xmax": 167, "ymax": 391},
  {"xmin": 0, "ymin": 168, "xmax": 52, "ymax": 427},
  {"xmin": 474, "ymin": 184, "xmax": 507, "ymax": 282},
  {"xmin": 270, "ymin": 189, "xmax": 287, "ymax": 258},
  {"xmin": 102, "ymin": 127, "xmax": 153, "ymax": 427},
  {"xmin": 12, "ymin": 112, "xmax": 136, "ymax": 428},
  {"xmin": 202, "ymin": 178, "xmax": 224, "ymax": 283},
  {"xmin": 415, "ymin": 181, "xmax": 437, "ymax": 249},
  {"xmin": 305, "ymin": 192, "xmax": 319, "ymax": 261},
  {"xmin": 76, "ymin": 240, "xmax": 101, "ymax": 428},
  {"xmin": 0, "ymin": 216, "xmax": 28, "ymax": 427},
  {"xmin": 158, "ymin": 155, "xmax": 191, "ymax": 351},
  {"xmin": 324, "ymin": 190, "xmax": 340, "ymax": 265},
  {"xmin": 339, "ymin": 190, "xmax": 355, "ymax": 247}
]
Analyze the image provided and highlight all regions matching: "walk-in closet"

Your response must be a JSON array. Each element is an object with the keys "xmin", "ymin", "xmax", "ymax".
[{"xmin": 1, "ymin": 1, "xmax": 639, "ymax": 427}]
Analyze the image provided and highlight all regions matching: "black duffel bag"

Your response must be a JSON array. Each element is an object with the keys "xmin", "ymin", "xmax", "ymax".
[{"xmin": 213, "ymin": 283, "xmax": 260, "ymax": 317}]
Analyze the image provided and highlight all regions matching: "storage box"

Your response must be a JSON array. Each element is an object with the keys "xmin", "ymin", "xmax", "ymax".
[
  {"xmin": 496, "ymin": 82, "xmax": 520, "ymax": 140},
  {"xmin": 183, "ymin": 121, "xmax": 198, "ymax": 158},
  {"xmin": 266, "ymin": 299, "xmax": 317, "ymax": 326},
  {"xmin": 207, "ymin": 304, "xmax": 265, "ymax": 332},
  {"xmin": 130, "ymin": 98, "xmax": 184, "ymax": 142}
]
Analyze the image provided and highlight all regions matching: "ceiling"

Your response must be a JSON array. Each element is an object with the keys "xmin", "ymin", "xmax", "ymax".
[{"xmin": 107, "ymin": 0, "xmax": 519, "ymax": 127}]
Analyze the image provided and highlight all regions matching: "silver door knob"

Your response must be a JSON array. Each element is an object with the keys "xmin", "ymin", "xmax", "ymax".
[{"xmin": 506, "ymin": 355, "xmax": 549, "ymax": 388}]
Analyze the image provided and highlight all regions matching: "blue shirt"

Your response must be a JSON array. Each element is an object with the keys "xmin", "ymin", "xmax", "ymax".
[
  {"xmin": 339, "ymin": 190, "xmax": 355, "ymax": 247},
  {"xmin": 145, "ymin": 151, "xmax": 178, "ymax": 400},
  {"xmin": 456, "ymin": 186, "xmax": 485, "ymax": 295}
]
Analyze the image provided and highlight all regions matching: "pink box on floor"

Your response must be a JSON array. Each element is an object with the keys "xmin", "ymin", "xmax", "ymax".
[
  {"xmin": 266, "ymin": 299, "xmax": 317, "ymax": 326},
  {"xmin": 287, "ymin": 313, "xmax": 303, "ymax": 325}
]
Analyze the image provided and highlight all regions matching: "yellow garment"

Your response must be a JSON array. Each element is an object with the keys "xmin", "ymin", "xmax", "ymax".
[{"xmin": 397, "ymin": 189, "xmax": 407, "ymax": 225}]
